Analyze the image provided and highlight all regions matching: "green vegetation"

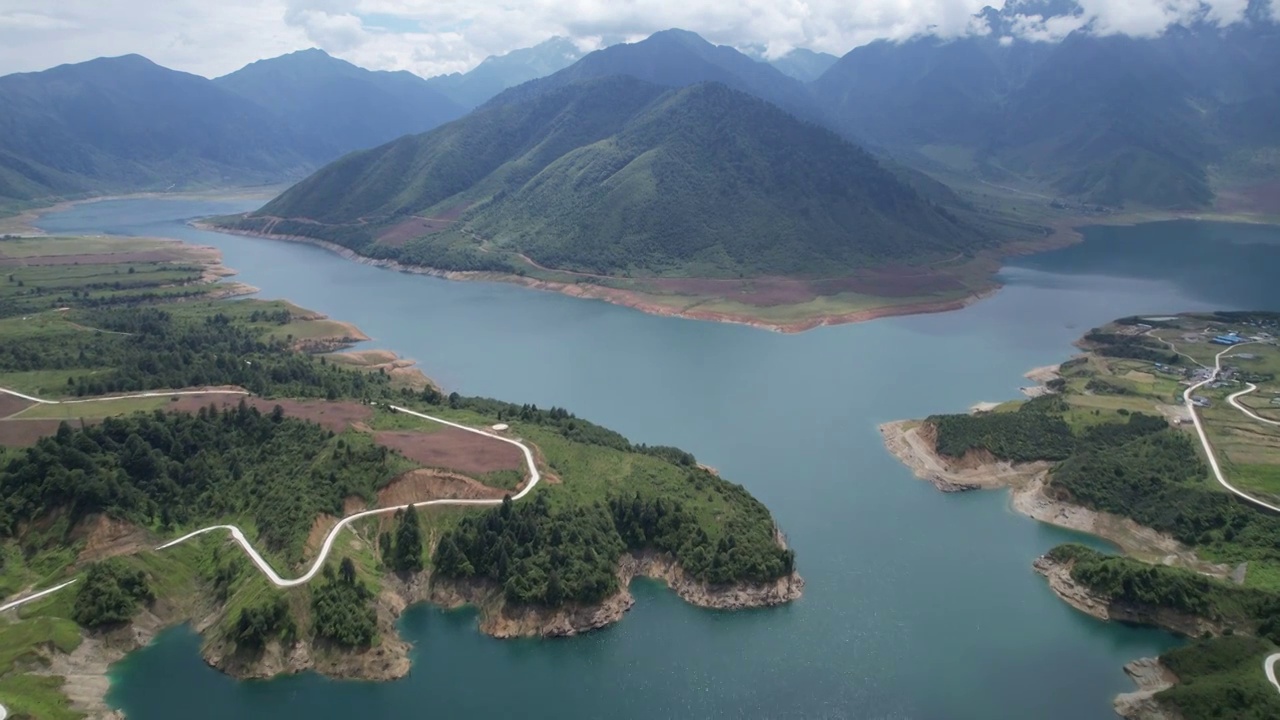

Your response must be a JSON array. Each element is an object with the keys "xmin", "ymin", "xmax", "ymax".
[
  {"xmin": 311, "ymin": 558, "xmax": 377, "ymax": 647},
  {"xmin": 0, "ymin": 403, "xmax": 411, "ymax": 563},
  {"xmin": 1157, "ymin": 636, "xmax": 1280, "ymax": 719},
  {"xmin": 1047, "ymin": 545, "xmax": 1279, "ymax": 630},
  {"xmin": 922, "ymin": 312, "xmax": 1280, "ymax": 717},
  {"xmin": 0, "ymin": 307, "xmax": 393, "ymax": 399},
  {"xmin": 435, "ymin": 494, "xmax": 622, "ymax": 605},
  {"xmin": 389, "ymin": 508, "xmax": 424, "ymax": 573},
  {"xmin": 231, "ymin": 596, "xmax": 296, "ymax": 650},
  {"xmin": 72, "ymin": 558, "xmax": 154, "ymax": 628},
  {"xmin": 225, "ymin": 76, "xmax": 991, "ymax": 279},
  {"xmin": 930, "ymin": 395, "xmax": 1075, "ymax": 461}
]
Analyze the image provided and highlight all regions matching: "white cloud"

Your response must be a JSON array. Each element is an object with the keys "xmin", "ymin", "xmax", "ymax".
[{"xmin": 0, "ymin": 0, "xmax": 1271, "ymax": 79}]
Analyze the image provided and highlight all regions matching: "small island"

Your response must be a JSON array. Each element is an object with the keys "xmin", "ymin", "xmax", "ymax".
[
  {"xmin": 0, "ymin": 233, "xmax": 801, "ymax": 719},
  {"xmin": 882, "ymin": 312, "xmax": 1280, "ymax": 720}
]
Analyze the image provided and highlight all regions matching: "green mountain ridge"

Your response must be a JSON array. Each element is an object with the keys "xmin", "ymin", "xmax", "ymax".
[
  {"xmin": 240, "ymin": 76, "xmax": 989, "ymax": 278},
  {"xmin": 214, "ymin": 48, "xmax": 466, "ymax": 156},
  {"xmin": 426, "ymin": 37, "xmax": 586, "ymax": 108},
  {"xmin": 812, "ymin": 5, "xmax": 1280, "ymax": 209},
  {"xmin": 0, "ymin": 50, "xmax": 467, "ymax": 211}
]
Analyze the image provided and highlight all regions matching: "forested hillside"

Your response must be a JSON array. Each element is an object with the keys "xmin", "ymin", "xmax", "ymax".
[
  {"xmin": 214, "ymin": 49, "xmax": 465, "ymax": 157},
  {"xmin": 812, "ymin": 3, "xmax": 1280, "ymax": 209},
  {"xmin": 229, "ymin": 76, "xmax": 986, "ymax": 278},
  {"xmin": 0, "ymin": 55, "xmax": 318, "ymax": 210}
]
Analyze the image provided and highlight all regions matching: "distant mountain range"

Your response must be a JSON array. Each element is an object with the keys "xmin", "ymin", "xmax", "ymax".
[
  {"xmin": 496, "ymin": 30, "xmax": 826, "ymax": 127},
  {"xmin": 0, "ymin": 50, "xmax": 464, "ymax": 210},
  {"xmin": 214, "ymin": 49, "xmax": 465, "ymax": 156},
  {"xmin": 813, "ymin": 1, "xmax": 1280, "ymax": 209},
  {"xmin": 4, "ymin": 9, "xmax": 1278, "ymax": 222},
  {"xmin": 225, "ymin": 76, "xmax": 988, "ymax": 278},
  {"xmin": 425, "ymin": 37, "xmax": 585, "ymax": 108}
]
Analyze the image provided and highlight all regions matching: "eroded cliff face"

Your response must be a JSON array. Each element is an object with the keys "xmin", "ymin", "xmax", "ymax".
[
  {"xmin": 420, "ymin": 551, "xmax": 804, "ymax": 639},
  {"xmin": 1033, "ymin": 556, "xmax": 1224, "ymax": 638},
  {"xmin": 202, "ymin": 587, "xmax": 412, "ymax": 682},
  {"xmin": 1113, "ymin": 657, "xmax": 1185, "ymax": 720}
]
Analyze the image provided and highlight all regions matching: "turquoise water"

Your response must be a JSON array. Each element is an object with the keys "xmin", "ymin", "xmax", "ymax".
[{"xmin": 37, "ymin": 203, "xmax": 1280, "ymax": 719}]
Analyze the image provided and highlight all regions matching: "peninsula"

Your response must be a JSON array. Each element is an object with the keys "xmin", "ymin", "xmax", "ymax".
[
  {"xmin": 0, "ymin": 232, "xmax": 801, "ymax": 718},
  {"xmin": 883, "ymin": 312, "xmax": 1280, "ymax": 719}
]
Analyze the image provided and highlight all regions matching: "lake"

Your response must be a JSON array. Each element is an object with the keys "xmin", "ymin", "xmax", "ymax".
[{"xmin": 36, "ymin": 202, "xmax": 1280, "ymax": 719}]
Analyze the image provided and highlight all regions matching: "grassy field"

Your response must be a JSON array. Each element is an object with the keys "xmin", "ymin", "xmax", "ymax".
[{"xmin": 12, "ymin": 395, "xmax": 173, "ymax": 419}]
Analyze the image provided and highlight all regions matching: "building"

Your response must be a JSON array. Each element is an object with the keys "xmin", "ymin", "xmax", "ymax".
[{"xmin": 1211, "ymin": 333, "xmax": 1246, "ymax": 345}]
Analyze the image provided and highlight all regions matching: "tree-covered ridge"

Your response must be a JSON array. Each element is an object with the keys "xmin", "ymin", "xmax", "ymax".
[
  {"xmin": 434, "ymin": 476, "xmax": 794, "ymax": 607},
  {"xmin": 0, "ymin": 402, "xmax": 409, "ymax": 563},
  {"xmin": 1157, "ymin": 636, "xmax": 1280, "ymax": 720},
  {"xmin": 230, "ymin": 76, "xmax": 989, "ymax": 279},
  {"xmin": 929, "ymin": 395, "xmax": 1076, "ymax": 462},
  {"xmin": 0, "ymin": 307, "xmax": 392, "ymax": 400},
  {"xmin": 1048, "ymin": 545, "xmax": 1280, "ymax": 631},
  {"xmin": 73, "ymin": 558, "xmax": 155, "ymax": 628}
]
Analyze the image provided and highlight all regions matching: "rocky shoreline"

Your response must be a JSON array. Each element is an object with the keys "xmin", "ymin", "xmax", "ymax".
[
  {"xmin": 398, "ymin": 549, "xmax": 803, "ymax": 639},
  {"xmin": 193, "ymin": 221, "xmax": 1000, "ymax": 333}
]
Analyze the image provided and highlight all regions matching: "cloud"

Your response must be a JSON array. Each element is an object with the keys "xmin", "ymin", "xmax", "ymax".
[{"xmin": 0, "ymin": 0, "xmax": 1272, "ymax": 79}]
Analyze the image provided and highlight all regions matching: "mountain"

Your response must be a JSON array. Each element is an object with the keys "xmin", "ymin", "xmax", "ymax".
[
  {"xmin": 767, "ymin": 48, "xmax": 839, "ymax": 82},
  {"xmin": 235, "ymin": 76, "xmax": 986, "ymax": 278},
  {"xmin": 215, "ymin": 49, "xmax": 466, "ymax": 157},
  {"xmin": 497, "ymin": 29, "xmax": 825, "ymax": 125},
  {"xmin": 812, "ymin": 3, "xmax": 1280, "ymax": 209},
  {"xmin": 426, "ymin": 37, "xmax": 584, "ymax": 108},
  {"xmin": 0, "ymin": 55, "xmax": 321, "ymax": 208}
]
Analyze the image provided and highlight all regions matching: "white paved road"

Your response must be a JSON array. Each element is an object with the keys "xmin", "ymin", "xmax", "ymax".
[
  {"xmin": 0, "ymin": 393, "xmax": 539, "ymax": 605},
  {"xmin": 1182, "ymin": 343, "xmax": 1280, "ymax": 514},
  {"xmin": 0, "ymin": 386, "xmax": 248, "ymax": 406},
  {"xmin": 1267, "ymin": 653, "xmax": 1280, "ymax": 695}
]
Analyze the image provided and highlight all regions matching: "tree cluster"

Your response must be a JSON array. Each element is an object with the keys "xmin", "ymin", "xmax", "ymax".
[
  {"xmin": 310, "ymin": 558, "xmax": 376, "ymax": 647},
  {"xmin": 73, "ymin": 559, "xmax": 154, "ymax": 628},
  {"xmin": 0, "ymin": 401, "xmax": 406, "ymax": 563}
]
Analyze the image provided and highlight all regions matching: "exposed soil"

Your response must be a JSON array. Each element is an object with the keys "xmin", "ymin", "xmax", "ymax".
[
  {"xmin": 881, "ymin": 419, "xmax": 1233, "ymax": 577},
  {"xmin": 200, "ymin": 221, "xmax": 1006, "ymax": 333},
  {"xmin": 627, "ymin": 270, "xmax": 968, "ymax": 308},
  {"xmin": 0, "ymin": 394, "xmax": 32, "ymax": 418},
  {"xmin": 0, "ymin": 250, "xmax": 188, "ymax": 266},
  {"xmin": 376, "ymin": 468, "xmax": 508, "ymax": 505},
  {"xmin": 878, "ymin": 420, "xmax": 1050, "ymax": 492},
  {"xmin": 374, "ymin": 428, "xmax": 524, "ymax": 475},
  {"xmin": 70, "ymin": 515, "xmax": 154, "ymax": 564},
  {"xmin": 1214, "ymin": 178, "xmax": 1280, "ymax": 215},
  {"xmin": 0, "ymin": 418, "xmax": 66, "ymax": 447},
  {"xmin": 169, "ymin": 396, "xmax": 373, "ymax": 433}
]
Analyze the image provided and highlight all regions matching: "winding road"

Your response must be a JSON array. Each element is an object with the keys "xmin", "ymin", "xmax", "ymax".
[
  {"xmin": 1181, "ymin": 343, "xmax": 1280, "ymax": 514},
  {"xmin": 1267, "ymin": 653, "xmax": 1280, "ymax": 695},
  {"xmin": 0, "ymin": 391, "xmax": 540, "ymax": 607}
]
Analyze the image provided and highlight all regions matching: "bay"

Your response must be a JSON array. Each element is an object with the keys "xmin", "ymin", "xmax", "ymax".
[{"xmin": 37, "ymin": 202, "xmax": 1280, "ymax": 719}]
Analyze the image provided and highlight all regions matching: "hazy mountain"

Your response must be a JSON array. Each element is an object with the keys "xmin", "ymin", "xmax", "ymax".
[
  {"xmin": 812, "ymin": 3, "xmax": 1280, "ymax": 209},
  {"xmin": 496, "ymin": 29, "xmax": 825, "ymax": 124},
  {"xmin": 240, "ymin": 76, "xmax": 986, "ymax": 278},
  {"xmin": 426, "ymin": 37, "xmax": 585, "ymax": 108},
  {"xmin": 767, "ymin": 48, "xmax": 839, "ymax": 82},
  {"xmin": 0, "ymin": 55, "xmax": 320, "ymax": 208},
  {"xmin": 215, "ymin": 49, "xmax": 465, "ymax": 156}
]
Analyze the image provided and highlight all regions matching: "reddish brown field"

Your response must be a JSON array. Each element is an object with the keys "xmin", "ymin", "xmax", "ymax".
[
  {"xmin": 0, "ymin": 394, "xmax": 32, "ymax": 418},
  {"xmin": 377, "ymin": 468, "xmax": 508, "ymax": 505},
  {"xmin": 375, "ymin": 428, "xmax": 523, "ymax": 475},
  {"xmin": 0, "ymin": 419, "xmax": 66, "ymax": 446},
  {"xmin": 0, "ymin": 250, "xmax": 187, "ymax": 266},
  {"xmin": 168, "ymin": 395, "xmax": 373, "ymax": 433},
  {"xmin": 376, "ymin": 217, "xmax": 453, "ymax": 247},
  {"xmin": 632, "ymin": 268, "xmax": 967, "ymax": 307}
]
